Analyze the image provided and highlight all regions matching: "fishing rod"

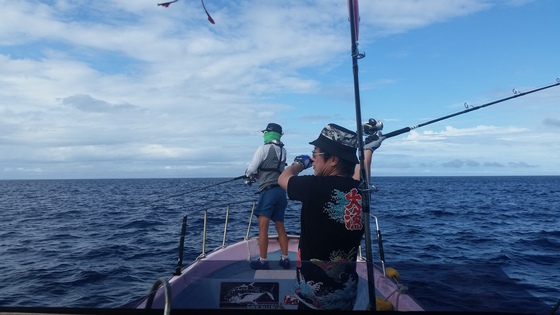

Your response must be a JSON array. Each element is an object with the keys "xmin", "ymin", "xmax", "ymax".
[
  {"xmin": 171, "ymin": 175, "xmax": 246, "ymax": 198},
  {"xmin": 383, "ymin": 79, "xmax": 560, "ymax": 139},
  {"xmin": 347, "ymin": 0, "xmax": 377, "ymax": 311}
]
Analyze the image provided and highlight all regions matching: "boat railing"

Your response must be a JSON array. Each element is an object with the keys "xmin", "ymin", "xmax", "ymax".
[
  {"xmin": 144, "ymin": 277, "xmax": 172, "ymax": 314},
  {"xmin": 174, "ymin": 199, "xmax": 257, "ymax": 276},
  {"xmin": 355, "ymin": 214, "xmax": 387, "ymax": 276}
]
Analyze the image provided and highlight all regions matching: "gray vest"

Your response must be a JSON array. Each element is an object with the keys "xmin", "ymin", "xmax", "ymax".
[{"xmin": 258, "ymin": 144, "xmax": 286, "ymax": 192}]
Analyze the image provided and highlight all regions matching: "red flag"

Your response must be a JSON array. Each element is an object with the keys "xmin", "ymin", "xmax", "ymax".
[
  {"xmin": 201, "ymin": 0, "xmax": 215, "ymax": 24},
  {"xmin": 157, "ymin": 0, "xmax": 178, "ymax": 8}
]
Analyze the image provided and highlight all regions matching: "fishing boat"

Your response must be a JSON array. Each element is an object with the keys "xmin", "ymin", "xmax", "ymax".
[
  {"xmin": 130, "ymin": 198, "xmax": 424, "ymax": 313},
  {"xmin": 129, "ymin": 1, "xmax": 424, "ymax": 312},
  {"xmin": 0, "ymin": 1, "xmax": 558, "ymax": 314},
  {"xmin": 128, "ymin": 0, "xmax": 560, "ymax": 313}
]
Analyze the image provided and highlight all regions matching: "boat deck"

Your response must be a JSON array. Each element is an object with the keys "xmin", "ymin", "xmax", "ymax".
[
  {"xmin": 137, "ymin": 235, "xmax": 421, "ymax": 311},
  {"xmin": 168, "ymin": 248, "xmax": 375, "ymax": 310},
  {"xmin": 172, "ymin": 249, "xmax": 298, "ymax": 310}
]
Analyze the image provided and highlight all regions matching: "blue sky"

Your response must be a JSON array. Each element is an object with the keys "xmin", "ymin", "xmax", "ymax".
[{"xmin": 1, "ymin": 0, "xmax": 559, "ymax": 179}]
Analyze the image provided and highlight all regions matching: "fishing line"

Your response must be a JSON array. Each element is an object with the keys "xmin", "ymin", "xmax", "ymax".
[
  {"xmin": 140, "ymin": 175, "xmax": 247, "ymax": 207},
  {"xmin": 383, "ymin": 79, "xmax": 560, "ymax": 139}
]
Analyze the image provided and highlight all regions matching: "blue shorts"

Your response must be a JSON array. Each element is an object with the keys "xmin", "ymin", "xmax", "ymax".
[{"xmin": 254, "ymin": 186, "xmax": 288, "ymax": 223}]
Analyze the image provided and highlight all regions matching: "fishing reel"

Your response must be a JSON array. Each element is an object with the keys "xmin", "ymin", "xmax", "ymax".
[
  {"xmin": 244, "ymin": 175, "xmax": 257, "ymax": 186},
  {"xmin": 363, "ymin": 118, "xmax": 383, "ymax": 136}
]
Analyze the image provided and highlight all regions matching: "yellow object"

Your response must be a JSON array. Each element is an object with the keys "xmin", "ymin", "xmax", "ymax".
[
  {"xmin": 376, "ymin": 297, "xmax": 393, "ymax": 311},
  {"xmin": 385, "ymin": 267, "xmax": 400, "ymax": 281},
  {"xmin": 366, "ymin": 298, "xmax": 394, "ymax": 311}
]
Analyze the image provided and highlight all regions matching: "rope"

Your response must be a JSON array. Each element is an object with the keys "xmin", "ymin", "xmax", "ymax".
[
  {"xmin": 383, "ymin": 283, "xmax": 409, "ymax": 311},
  {"xmin": 385, "ymin": 283, "xmax": 409, "ymax": 299}
]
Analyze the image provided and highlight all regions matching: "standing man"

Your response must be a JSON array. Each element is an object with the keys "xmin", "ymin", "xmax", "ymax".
[
  {"xmin": 245, "ymin": 123, "xmax": 290, "ymax": 270},
  {"xmin": 278, "ymin": 123, "xmax": 383, "ymax": 310}
]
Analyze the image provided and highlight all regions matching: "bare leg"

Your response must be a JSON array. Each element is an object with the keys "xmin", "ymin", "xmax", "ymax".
[
  {"xmin": 274, "ymin": 221, "xmax": 289, "ymax": 256},
  {"xmin": 258, "ymin": 215, "xmax": 270, "ymax": 259}
]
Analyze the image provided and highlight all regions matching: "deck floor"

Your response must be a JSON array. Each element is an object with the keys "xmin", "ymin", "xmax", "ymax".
[
  {"xmin": 170, "ymin": 249, "xmax": 372, "ymax": 310},
  {"xmin": 172, "ymin": 249, "xmax": 297, "ymax": 309}
]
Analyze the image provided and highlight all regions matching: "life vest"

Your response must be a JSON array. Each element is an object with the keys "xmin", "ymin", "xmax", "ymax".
[{"xmin": 258, "ymin": 142, "xmax": 286, "ymax": 173}]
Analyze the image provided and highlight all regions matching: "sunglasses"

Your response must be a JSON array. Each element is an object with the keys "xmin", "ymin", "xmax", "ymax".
[{"xmin": 312, "ymin": 150, "xmax": 325, "ymax": 157}]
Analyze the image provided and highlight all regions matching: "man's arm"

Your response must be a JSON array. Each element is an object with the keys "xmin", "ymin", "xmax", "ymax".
[
  {"xmin": 353, "ymin": 133, "xmax": 385, "ymax": 181},
  {"xmin": 279, "ymin": 155, "xmax": 311, "ymax": 190},
  {"xmin": 245, "ymin": 146, "xmax": 266, "ymax": 177},
  {"xmin": 353, "ymin": 148, "xmax": 372, "ymax": 181},
  {"xmin": 278, "ymin": 162, "xmax": 304, "ymax": 190}
]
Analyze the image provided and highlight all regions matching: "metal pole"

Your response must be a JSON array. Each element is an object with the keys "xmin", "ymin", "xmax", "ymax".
[{"xmin": 348, "ymin": 0, "xmax": 376, "ymax": 311}]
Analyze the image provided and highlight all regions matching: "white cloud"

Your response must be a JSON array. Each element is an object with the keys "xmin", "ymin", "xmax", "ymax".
[{"xmin": 0, "ymin": 0, "xmax": 558, "ymax": 179}]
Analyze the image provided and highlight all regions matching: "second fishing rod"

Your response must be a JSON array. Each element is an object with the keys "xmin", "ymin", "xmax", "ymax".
[{"xmin": 376, "ymin": 79, "xmax": 560, "ymax": 140}]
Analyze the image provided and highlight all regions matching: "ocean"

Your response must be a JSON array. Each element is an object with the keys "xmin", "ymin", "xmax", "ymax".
[{"xmin": 0, "ymin": 176, "xmax": 558, "ymax": 313}]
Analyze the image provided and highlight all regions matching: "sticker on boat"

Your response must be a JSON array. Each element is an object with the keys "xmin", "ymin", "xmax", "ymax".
[{"xmin": 220, "ymin": 282, "xmax": 279, "ymax": 309}]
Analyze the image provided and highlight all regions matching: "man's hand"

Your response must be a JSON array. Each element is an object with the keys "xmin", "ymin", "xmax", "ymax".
[
  {"xmin": 293, "ymin": 155, "xmax": 312, "ymax": 169},
  {"xmin": 364, "ymin": 132, "xmax": 386, "ymax": 152}
]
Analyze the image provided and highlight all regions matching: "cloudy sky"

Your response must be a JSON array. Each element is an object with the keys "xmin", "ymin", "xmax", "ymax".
[{"xmin": 1, "ymin": 0, "xmax": 559, "ymax": 180}]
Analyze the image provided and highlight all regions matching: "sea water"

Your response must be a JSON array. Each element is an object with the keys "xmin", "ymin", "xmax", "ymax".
[{"xmin": 0, "ymin": 176, "xmax": 558, "ymax": 313}]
